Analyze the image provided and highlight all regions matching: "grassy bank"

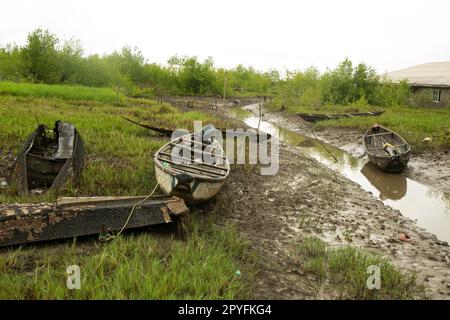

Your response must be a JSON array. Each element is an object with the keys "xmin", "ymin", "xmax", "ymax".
[
  {"xmin": 267, "ymin": 102, "xmax": 450, "ymax": 152},
  {"xmin": 297, "ymin": 237, "xmax": 426, "ymax": 299},
  {"xmin": 0, "ymin": 81, "xmax": 125, "ymax": 103},
  {"xmin": 0, "ymin": 92, "xmax": 252, "ymax": 299},
  {"xmin": 0, "ymin": 95, "xmax": 230, "ymax": 203},
  {"xmin": 0, "ymin": 213, "xmax": 253, "ymax": 299}
]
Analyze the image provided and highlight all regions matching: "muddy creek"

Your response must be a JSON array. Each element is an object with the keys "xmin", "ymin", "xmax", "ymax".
[{"xmin": 229, "ymin": 106, "xmax": 450, "ymax": 243}]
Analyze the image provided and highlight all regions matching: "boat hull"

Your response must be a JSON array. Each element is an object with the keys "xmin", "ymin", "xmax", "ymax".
[
  {"xmin": 367, "ymin": 152, "xmax": 410, "ymax": 173},
  {"xmin": 298, "ymin": 111, "xmax": 384, "ymax": 123},
  {"xmin": 10, "ymin": 122, "xmax": 84, "ymax": 194},
  {"xmin": 363, "ymin": 124, "xmax": 411, "ymax": 173},
  {"xmin": 155, "ymin": 165, "xmax": 225, "ymax": 204}
]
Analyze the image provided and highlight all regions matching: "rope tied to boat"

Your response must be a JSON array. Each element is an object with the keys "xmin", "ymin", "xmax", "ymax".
[{"xmin": 99, "ymin": 182, "xmax": 160, "ymax": 242}]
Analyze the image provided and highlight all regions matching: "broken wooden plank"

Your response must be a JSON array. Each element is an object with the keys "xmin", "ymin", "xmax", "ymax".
[{"xmin": 0, "ymin": 195, "xmax": 188, "ymax": 247}]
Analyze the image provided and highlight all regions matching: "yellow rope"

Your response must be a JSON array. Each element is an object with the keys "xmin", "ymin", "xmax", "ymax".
[{"xmin": 100, "ymin": 182, "xmax": 159, "ymax": 242}]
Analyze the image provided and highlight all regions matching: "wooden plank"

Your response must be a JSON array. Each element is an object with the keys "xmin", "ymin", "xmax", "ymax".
[
  {"xmin": 157, "ymin": 157, "xmax": 228, "ymax": 177},
  {"xmin": 158, "ymin": 151, "xmax": 228, "ymax": 171},
  {"xmin": 166, "ymin": 145, "xmax": 228, "ymax": 161},
  {"xmin": 0, "ymin": 196, "xmax": 188, "ymax": 247},
  {"xmin": 365, "ymin": 132, "xmax": 394, "ymax": 137}
]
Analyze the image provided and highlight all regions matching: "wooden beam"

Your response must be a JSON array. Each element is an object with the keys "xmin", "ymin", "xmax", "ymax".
[
  {"xmin": 0, "ymin": 195, "xmax": 188, "ymax": 247},
  {"xmin": 365, "ymin": 132, "xmax": 394, "ymax": 137}
]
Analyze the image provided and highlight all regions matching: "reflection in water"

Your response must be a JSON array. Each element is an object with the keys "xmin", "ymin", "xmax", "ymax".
[
  {"xmin": 229, "ymin": 106, "xmax": 450, "ymax": 242},
  {"xmin": 360, "ymin": 162, "xmax": 407, "ymax": 200}
]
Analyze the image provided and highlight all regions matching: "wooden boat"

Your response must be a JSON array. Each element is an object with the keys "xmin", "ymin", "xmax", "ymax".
[
  {"xmin": 297, "ymin": 110, "xmax": 384, "ymax": 123},
  {"xmin": 363, "ymin": 124, "xmax": 411, "ymax": 173},
  {"xmin": 123, "ymin": 116, "xmax": 272, "ymax": 141},
  {"xmin": 10, "ymin": 121, "xmax": 85, "ymax": 194},
  {"xmin": 0, "ymin": 195, "xmax": 188, "ymax": 247},
  {"xmin": 153, "ymin": 125, "xmax": 230, "ymax": 204},
  {"xmin": 121, "ymin": 116, "xmax": 174, "ymax": 137}
]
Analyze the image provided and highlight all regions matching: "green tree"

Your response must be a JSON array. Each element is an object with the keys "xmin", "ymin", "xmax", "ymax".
[
  {"xmin": 178, "ymin": 56, "xmax": 218, "ymax": 95},
  {"xmin": 0, "ymin": 44, "xmax": 26, "ymax": 81},
  {"xmin": 58, "ymin": 39, "xmax": 84, "ymax": 83},
  {"xmin": 22, "ymin": 28, "xmax": 60, "ymax": 83}
]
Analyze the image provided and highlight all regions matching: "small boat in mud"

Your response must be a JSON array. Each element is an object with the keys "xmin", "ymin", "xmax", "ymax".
[
  {"xmin": 121, "ymin": 116, "xmax": 174, "ymax": 137},
  {"xmin": 10, "ymin": 121, "xmax": 85, "ymax": 194},
  {"xmin": 122, "ymin": 116, "xmax": 272, "ymax": 141},
  {"xmin": 363, "ymin": 124, "xmax": 411, "ymax": 173},
  {"xmin": 153, "ymin": 125, "xmax": 230, "ymax": 204},
  {"xmin": 297, "ymin": 110, "xmax": 384, "ymax": 122}
]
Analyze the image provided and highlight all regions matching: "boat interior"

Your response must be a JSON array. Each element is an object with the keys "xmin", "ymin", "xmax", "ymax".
[
  {"xmin": 28, "ymin": 122, "xmax": 75, "ymax": 160},
  {"xmin": 364, "ymin": 126, "xmax": 409, "ymax": 157},
  {"xmin": 156, "ymin": 134, "xmax": 229, "ymax": 179}
]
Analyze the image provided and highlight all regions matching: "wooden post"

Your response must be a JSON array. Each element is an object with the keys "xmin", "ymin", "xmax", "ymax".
[
  {"xmin": 258, "ymin": 97, "xmax": 262, "ymax": 130},
  {"xmin": 223, "ymin": 73, "xmax": 227, "ymax": 102}
]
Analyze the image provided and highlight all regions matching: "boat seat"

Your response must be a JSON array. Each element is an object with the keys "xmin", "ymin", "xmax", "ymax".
[
  {"xmin": 365, "ymin": 132, "xmax": 394, "ymax": 137},
  {"xmin": 54, "ymin": 123, "xmax": 75, "ymax": 159}
]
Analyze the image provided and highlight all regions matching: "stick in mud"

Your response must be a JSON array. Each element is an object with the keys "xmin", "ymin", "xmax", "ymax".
[{"xmin": 309, "ymin": 128, "xmax": 339, "ymax": 162}]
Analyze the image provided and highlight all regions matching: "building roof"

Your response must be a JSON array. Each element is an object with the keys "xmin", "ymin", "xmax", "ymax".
[{"xmin": 384, "ymin": 61, "xmax": 450, "ymax": 87}]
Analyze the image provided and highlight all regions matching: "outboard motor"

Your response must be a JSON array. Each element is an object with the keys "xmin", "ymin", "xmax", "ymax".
[{"xmin": 200, "ymin": 124, "xmax": 220, "ymax": 145}]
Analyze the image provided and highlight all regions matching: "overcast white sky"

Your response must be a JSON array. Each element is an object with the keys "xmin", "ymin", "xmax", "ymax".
[{"xmin": 1, "ymin": 0, "xmax": 449, "ymax": 73}]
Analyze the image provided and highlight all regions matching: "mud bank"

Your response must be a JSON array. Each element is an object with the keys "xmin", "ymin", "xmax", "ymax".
[
  {"xmin": 255, "ymin": 108, "xmax": 450, "ymax": 199},
  {"xmin": 203, "ymin": 103, "xmax": 450, "ymax": 299},
  {"xmin": 211, "ymin": 143, "xmax": 450, "ymax": 299}
]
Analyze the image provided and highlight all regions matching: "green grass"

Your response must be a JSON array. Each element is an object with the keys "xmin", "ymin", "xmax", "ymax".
[
  {"xmin": 0, "ymin": 81, "xmax": 125, "ymax": 103},
  {"xmin": 0, "ymin": 212, "xmax": 253, "ymax": 299},
  {"xmin": 267, "ymin": 101, "xmax": 450, "ymax": 152},
  {"xmin": 0, "ymin": 95, "xmax": 231, "ymax": 203},
  {"xmin": 0, "ymin": 92, "xmax": 252, "ymax": 299},
  {"xmin": 297, "ymin": 237, "xmax": 426, "ymax": 299}
]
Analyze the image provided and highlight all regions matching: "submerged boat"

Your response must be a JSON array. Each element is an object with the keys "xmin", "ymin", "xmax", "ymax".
[
  {"xmin": 153, "ymin": 125, "xmax": 230, "ymax": 204},
  {"xmin": 10, "ymin": 121, "xmax": 85, "ymax": 194},
  {"xmin": 297, "ymin": 110, "xmax": 384, "ymax": 123},
  {"xmin": 363, "ymin": 124, "xmax": 411, "ymax": 173}
]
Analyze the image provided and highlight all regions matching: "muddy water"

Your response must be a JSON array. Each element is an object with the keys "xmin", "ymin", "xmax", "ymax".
[{"xmin": 229, "ymin": 107, "xmax": 450, "ymax": 242}]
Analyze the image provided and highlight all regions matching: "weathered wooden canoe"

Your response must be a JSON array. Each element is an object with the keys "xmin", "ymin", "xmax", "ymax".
[
  {"xmin": 9, "ymin": 121, "xmax": 84, "ymax": 194},
  {"xmin": 121, "ymin": 116, "xmax": 174, "ymax": 137},
  {"xmin": 153, "ymin": 125, "xmax": 230, "ymax": 204},
  {"xmin": 297, "ymin": 110, "xmax": 384, "ymax": 123},
  {"xmin": 122, "ymin": 116, "xmax": 272, "ymax": 141},
  {"xmin": 0, "ymin": 195, "xmax": 188, "ymax": 247},
  {"xmin": 363, "ymin": 124, "xmax": 411, "ymax": 173}
]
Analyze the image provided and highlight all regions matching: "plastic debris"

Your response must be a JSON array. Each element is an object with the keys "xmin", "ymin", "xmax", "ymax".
[{"xmin": 399, "ymin": 233, "xmax": 411, "ymax": 242}]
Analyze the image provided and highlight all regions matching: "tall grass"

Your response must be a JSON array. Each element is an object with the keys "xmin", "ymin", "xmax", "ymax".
[
  {"xmin": 0, "ymin": 81, "xmax": 125, "ymax": 103},
  {"xmin": 0, "ymin": 93, "xmax": 252, "ymax": 299},
  {"xmin": 0, "ymin": 95, "xmax": 231, "ymax": 202},
  {"xmin": 0, "ymin": 213, "xmax": 253, "ymax": 299}
]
